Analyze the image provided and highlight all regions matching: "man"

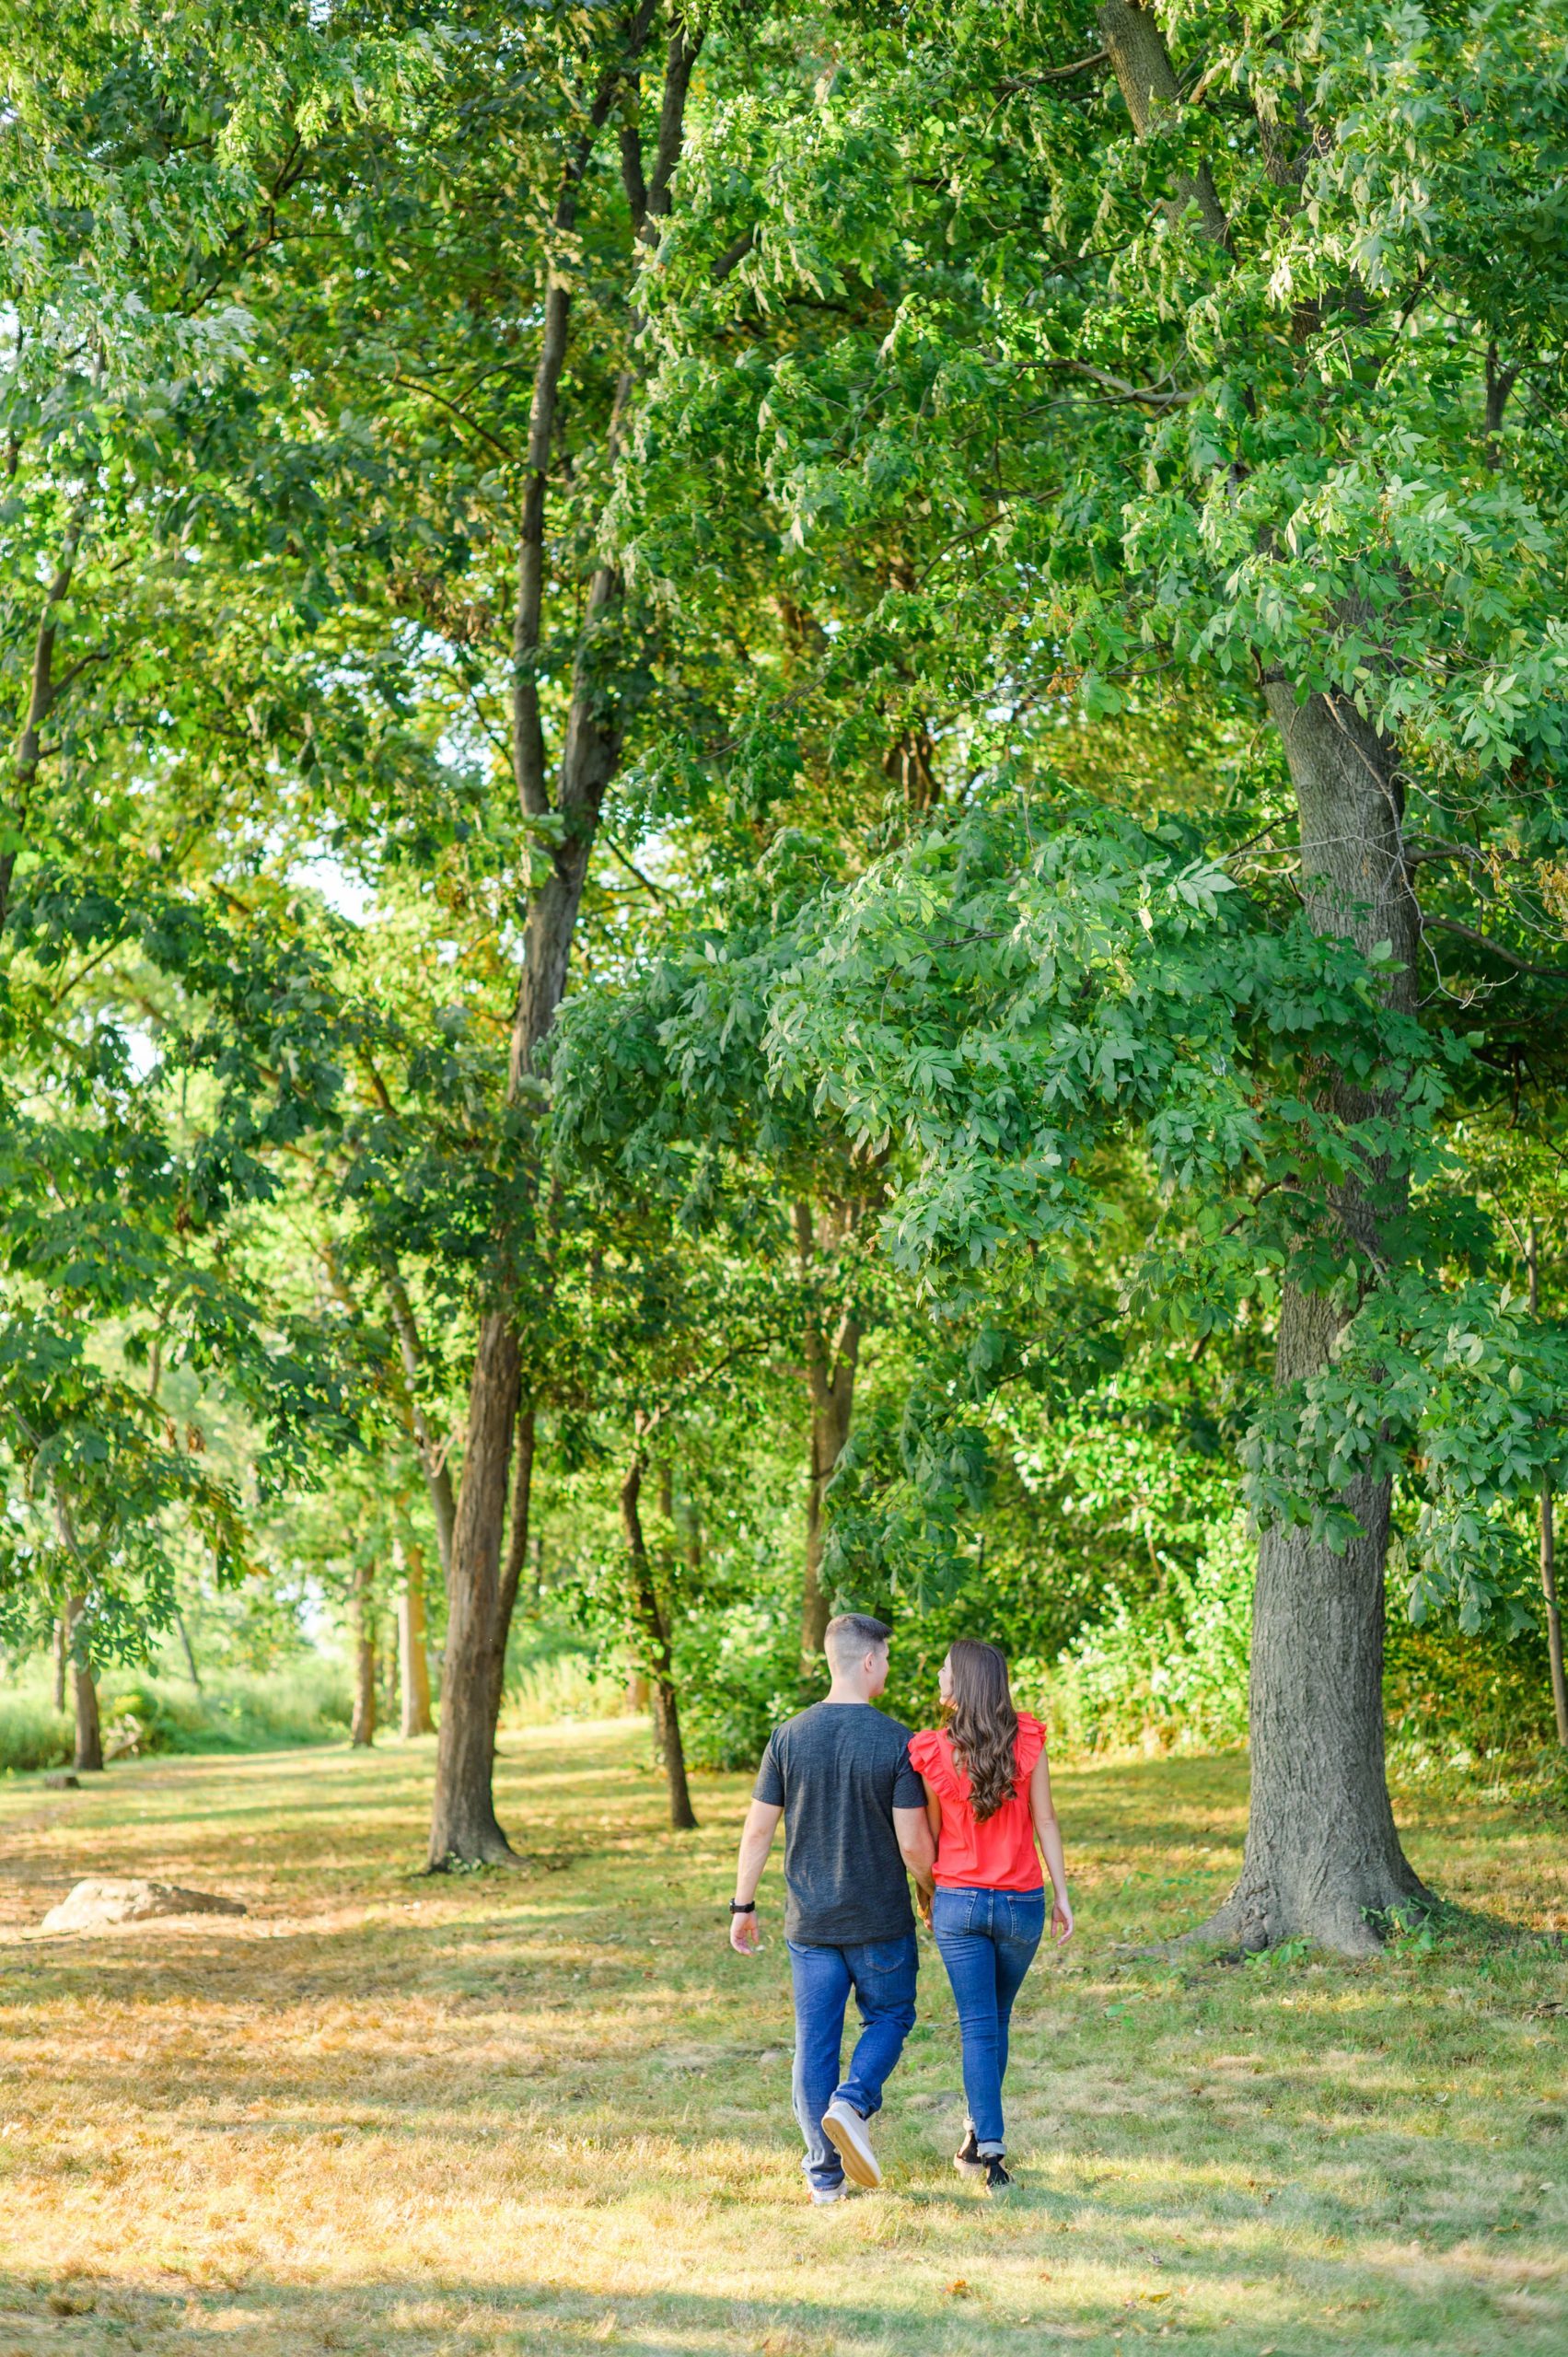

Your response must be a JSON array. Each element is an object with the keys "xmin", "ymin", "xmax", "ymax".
[{"xmin": 728, "ymin": 1611, "xmax": 935, "ymax": 2203}]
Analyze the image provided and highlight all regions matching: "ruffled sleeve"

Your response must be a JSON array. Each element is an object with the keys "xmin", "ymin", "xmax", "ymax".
[
  {"xmin": 1013, "ymin": 1711, "xmax": 1047, "ymax": 1788},
  {"xmin": 908, "ymin": 1727, "xmax": 960, "ymax": 1800}
]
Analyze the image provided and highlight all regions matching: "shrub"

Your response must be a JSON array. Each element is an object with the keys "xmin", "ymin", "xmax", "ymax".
[{"xmin": 1034, "ymin": 1512, "xmax": 1255, "ymax": 1756}]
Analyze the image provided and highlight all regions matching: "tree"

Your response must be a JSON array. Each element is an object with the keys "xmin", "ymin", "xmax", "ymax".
[{"xmin": 621, "ymin": 0, "xmax": 1568, "ymax": 1949}]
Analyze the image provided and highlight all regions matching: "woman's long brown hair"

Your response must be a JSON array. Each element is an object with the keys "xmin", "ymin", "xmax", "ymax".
[{"xmin": 944, "ymin": 1639, "xmax": 1019, "ymax": 1821}]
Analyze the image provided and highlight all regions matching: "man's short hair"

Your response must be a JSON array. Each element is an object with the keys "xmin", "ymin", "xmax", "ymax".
[{"xmin": 824, "ymin": 1612, "xmax": 891, "ymax": 1664}]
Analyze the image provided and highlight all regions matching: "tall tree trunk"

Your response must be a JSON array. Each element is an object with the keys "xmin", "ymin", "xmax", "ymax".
[
  {"xmin": 67, "ymin": 1597, "xmax": 103, "ymax": 1773},
  {"xmin": 425, "ymin": 11, "xmax": 695, "ymax": 1867},
  {"xmin": 175, "ymin": 1605, "xmax": 202, "ymax": 1690},
  {"xmin": 795, "ymin": 1202, "xmax": 862, "ymax": 1660},
  {"xmin": 621, "ymin": 1446, "xmax": 696, "ymax": 1830},
  {"xmin": 1098, "ymin": 2, "xmax": 1429, "ymax": 1951},
  {"xmin": 1541, "ymin": 1489, "xmax": 1568, "ymax": 1748},
  {"xmin": 489, "ymin": 1408, "xmax": 535, "ymax": 1738},
  {"xmin": 380, "ymin": 1259, "xmax": 457, "ymax": 1581},
  {"xmin": 396, "ymin": 1527, "xmax": 434, "ymax": 1738},
  {"xmin": 429, "ymin": 1316, "xmax": 521, "ymax": 1864},
  {"xmin": 1202, "ymin": 690, "xmax": 1431, "ymax": 1953},
  {"xmin": 52, "ymin": 1613, "xmax": 67, "ymax": 1714},
  {"xmin": 1527, "ymin": 1225, "xmax": 1568, "ymax": 1746},
  {"xmin": 350, "ymin": 1561, "xmax": 377, "ymax": 1747}
]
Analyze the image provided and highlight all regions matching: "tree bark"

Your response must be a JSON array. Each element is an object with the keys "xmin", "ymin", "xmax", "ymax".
[
  {"xmin": 425, "ymin": 6, "xmax": 687, "ymax": 1867},
  {"xmin": 2, "ymin": 499, "xmax": 89, "ymax": 937},
  {"xmin": 175, "ymin": 1605, "xmax": 202, "ymax": 1690},
  {"xmin": 1202, "ymin": 690, "xmax": 1431, "ymax": 1952},
  {"xmin": 396, "ymin": 1527, "xmax": 434, "ymax": 1738},
  {"xmin": 350, "ymin": 1561, "xmax": 377, "ymax": 1747},
  {"xmin": 1098, "ymin": 3, "xmax": 1431, "ymax": 1950},
  {"xmin": 490, "ymin": 1406, "xmax": 536, "ymax": 1736},
  {"xmin": 428, "ymin": 1315, "xmax": 521, "ymax": 1864},
  {"xmin": 380, "ymin": 1259, "xmax": 457, "ymax": 1581},
  {"xmin": 52, "ymin": 1614, "xmax": 67, "ymax": 1714},
  {"xmin": 795, "ymin": 1202, "xmax": 862, "ymax": 1660},
  {"xmin": 621, "ymin": 1447, "xmax": 697, "ymax": 1830},
  {"xmin": 67, "ymin": 1597, "xmax": 103, "ymax": 1773},
  {"xmin": 1526, "ymin": 1225, "xmax": 1568, "ymax": 1746},
  {"xmin": 1098, "ymin": 0, "xmax": 1230, "ymax": 244}
]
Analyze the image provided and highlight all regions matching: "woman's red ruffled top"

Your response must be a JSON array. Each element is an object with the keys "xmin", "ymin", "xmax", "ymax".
[{"xmin": 907, "ymin": 1711, "xmax": 1047, "ymax": 1892}]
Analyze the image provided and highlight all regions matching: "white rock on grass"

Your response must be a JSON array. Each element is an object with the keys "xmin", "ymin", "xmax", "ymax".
[{"xmin": 40, "ymin": 1878, "xmax": 247, "ymax": 1933}]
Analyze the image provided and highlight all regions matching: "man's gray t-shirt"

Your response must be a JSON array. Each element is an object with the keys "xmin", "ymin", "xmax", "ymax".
[{"xmin": 753, "ymin": 1701, "xmax": 925, "ymax": 1945}]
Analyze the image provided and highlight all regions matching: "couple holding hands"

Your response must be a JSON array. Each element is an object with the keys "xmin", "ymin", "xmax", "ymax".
[{"xmin": 729, "ymin": 1614, "xmax": 1074, "ymax": 2201}]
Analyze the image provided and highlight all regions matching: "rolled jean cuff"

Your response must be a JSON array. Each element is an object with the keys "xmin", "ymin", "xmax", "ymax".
[{"xmin": 833, "ymin": 2079, "xmax": 879, "ymax": 2119}]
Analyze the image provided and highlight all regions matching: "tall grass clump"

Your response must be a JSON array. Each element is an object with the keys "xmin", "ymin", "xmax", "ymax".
[
  {"xmin": 0, "ymin": 1658, "xmax": 352, "ymax": 1773},
  {"xmin": 499, "ymin": 1648, "xmax": 633, "ymax": 1730}
]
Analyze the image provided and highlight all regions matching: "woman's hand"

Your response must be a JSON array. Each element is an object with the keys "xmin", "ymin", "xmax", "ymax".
[
  {"xmin": 917, "ymin": 1885, "xmax": 934, "ymax": 1931},
  {"xmin": 1051, "ymin": 1889, "xmax": 1074, "ymax": 1944}
]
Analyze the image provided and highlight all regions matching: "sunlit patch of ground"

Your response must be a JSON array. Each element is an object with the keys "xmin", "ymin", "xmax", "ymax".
[{"xmin": 0, "ymin": 1725, "xmax": 1563, "ymax": 2353}]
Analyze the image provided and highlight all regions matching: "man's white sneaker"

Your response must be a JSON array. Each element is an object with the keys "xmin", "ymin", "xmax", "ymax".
[
  {"xmin": 820, "ymin": 2099, "xmax": 882, "ymax": 2189},
  {"xmin": 810, "ymin": 2182, "xmax": 849, "ymax": 2205}
]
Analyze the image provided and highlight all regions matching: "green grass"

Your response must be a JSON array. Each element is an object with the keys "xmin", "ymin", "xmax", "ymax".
[{"xmin": 0, "ymin": 1725, "xmax": 1563, "ymax": 2354}]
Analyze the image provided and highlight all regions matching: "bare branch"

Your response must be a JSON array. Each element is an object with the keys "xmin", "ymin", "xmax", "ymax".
[
  {"xmin": 711, "ymin": 226, "xmax": 755, "ymax": 284},
  {"xmin": 1423, "ymin": 914, "xmax": 1568, "ymax": 983}
]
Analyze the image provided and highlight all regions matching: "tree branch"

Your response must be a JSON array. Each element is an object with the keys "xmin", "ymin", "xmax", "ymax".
[
  {"xmin": 512, "ymin": 0, "xmax": 661, "ymax": 823},
  {"xmin": 711, "ymin": 226, "xmax": 755, "ymax": 284},
  {"xmin": 1423, "ymin": 915, "xmax": 1568, "ymax": 983}
]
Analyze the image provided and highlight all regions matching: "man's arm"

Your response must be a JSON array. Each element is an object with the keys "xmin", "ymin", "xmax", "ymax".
[
  {"xmin": 729, "ymin": 1798, "xmax": 782, "ymax": 1954},
  {"xmin": 894, "ymin": 1803, "xmax": 935, "ymax": 1898}
]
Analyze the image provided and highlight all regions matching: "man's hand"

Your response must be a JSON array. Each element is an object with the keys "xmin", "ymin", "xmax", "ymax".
[{"xmin": 729, "ymin": 1798, "xmax": 780, "ymax": 1956}]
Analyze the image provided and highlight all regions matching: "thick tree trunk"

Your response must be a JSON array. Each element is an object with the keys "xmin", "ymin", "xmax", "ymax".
[
  {"xmin": 52, "ymin": 1614, "xmax": 66, "ymax": 1714},
  {"xmin": 428, "ymin": 1314, "xmax": 521, "ymax": 1864},
  {"xmin": 396, "ymin": 1529, "xmax": 434, "ymax": 1738},
  {"xmin": 621, "ymin": 1450, "xmax": 697, "ymax": 1830},
  {"xmin": 1099, "ymin": 0, "xmax": 1430, "ymax": 1955},
  {"xmin": 489, "ymin": 1408, "xmax": 535, "ymax": 1737},
  {"xmin": 67, "ymin": 1598, "xmax": 103, "ymax": 1774},
  {"xmin": 795, "ymin": 1202, "xmax": 862, "ymax": 1661},
  {"xmin": 1200, "ymin": 687, "xmax": 1432, "ymax": 1952},
  {"xmin": 350, "ymin": 1561, "xmax": 377, "ymax": 1747}
]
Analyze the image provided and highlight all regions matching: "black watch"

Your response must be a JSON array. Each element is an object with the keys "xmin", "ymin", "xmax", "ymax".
[{"xmin": 728, "ymin": 1898, "xmax": 756, "ymax": 1914}]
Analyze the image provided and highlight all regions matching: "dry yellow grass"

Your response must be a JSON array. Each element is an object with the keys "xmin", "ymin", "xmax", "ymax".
[{"xmin": 1, "ymin": 1722, "xmax": 1564, "ymax": 2355}]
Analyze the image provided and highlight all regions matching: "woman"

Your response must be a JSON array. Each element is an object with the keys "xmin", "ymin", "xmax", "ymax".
[{"xmin": 909, "ymin": 1640, "xmax": 1073, "ymax": 2193}]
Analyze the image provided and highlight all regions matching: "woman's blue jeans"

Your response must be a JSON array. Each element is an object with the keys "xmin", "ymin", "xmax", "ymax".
[{"xmin": 931, "ymin": 1884, "xmax": 1045, "ymax": 2154}]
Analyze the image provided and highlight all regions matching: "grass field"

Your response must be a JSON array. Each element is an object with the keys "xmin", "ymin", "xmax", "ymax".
[{"xmin": 1, "ymin": 1724, "xmax": 1564, "ymax": 2356}]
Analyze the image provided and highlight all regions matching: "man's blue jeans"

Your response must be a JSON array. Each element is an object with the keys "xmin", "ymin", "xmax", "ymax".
[
  {"xmin": 930, "ymin": 1885, "xmax": 1046, "ymax": 2154},
  {"xmin": 786, "ymin": 1933, "xmax": 918, "ymax": 2190}
]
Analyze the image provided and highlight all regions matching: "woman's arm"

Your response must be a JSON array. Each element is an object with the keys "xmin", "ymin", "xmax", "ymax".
[{"xmin": 1028, "ymin": 1751, "xmax": 1074, "ymax": 1943}]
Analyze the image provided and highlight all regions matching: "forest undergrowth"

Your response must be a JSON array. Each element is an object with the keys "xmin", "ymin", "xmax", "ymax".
[{"xmin": 0, "ymin": 1724, "xmax": 1564, "ymax": 2356}]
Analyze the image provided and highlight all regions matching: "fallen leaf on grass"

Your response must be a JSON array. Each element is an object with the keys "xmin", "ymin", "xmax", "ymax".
[{"xmin": 947, "ymin": 2279, "xmax": 970, "ymax": 2297}]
